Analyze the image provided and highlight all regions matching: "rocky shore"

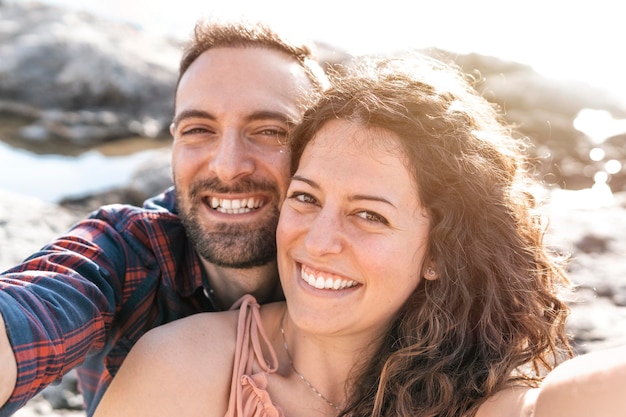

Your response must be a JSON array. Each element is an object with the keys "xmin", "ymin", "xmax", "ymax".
[
  {"xmin": 2, "ymin": 1, "xmax": 626, "ymax": 193},
  {"xmin": 1, "ymin": 148, "xmax": 174, "ymax": 417}
]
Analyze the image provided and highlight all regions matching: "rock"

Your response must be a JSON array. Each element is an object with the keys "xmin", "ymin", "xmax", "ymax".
[
  {"xmin": 127, "ymin": 147, "xmax": 173, "ymax": 199},
  {"xmin": 0, "ymin": 189, "xmax": 81, "ymax": 271},
  {"xmin": 58, "ymin": 187, "xmax": 148, "ymax": 215},
  {"xmin": 544, "ymin": 190, "xmax": 626, "ymax": 354},
  {"xmin": 58, "ymin": 147, "xmax": 173, "ymax": 213},
  {"xmin": 0, "ymin": 1, "xmax": 180, "ymax": 144},
  {"xmin": 41, "ymin": 371, "xmax": 83, "ymax": 411},
  {"xmin": 0, "ymin": 2, "xmax": 352, "ymax": 150},
  {"xmin": 450, "ymin": 51, "xmax": 626, "ymax": 192},
  {"xmin": 575, "ymin": 234, "xmax": 611, "ymax": 254}
]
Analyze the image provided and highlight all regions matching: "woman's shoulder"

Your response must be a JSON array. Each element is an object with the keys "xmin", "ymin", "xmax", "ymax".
[
  {"xmin": 95, "ymin": 297, "xmax": 284, "ymax": 417},
  {"xmin": 139, "ymin": 309, "xmax": 240, "ymax": 355},
  {"xmin": 137, "ymin": 296, "xmax": 285, "ymax": 364},
  {"xmin": 94, "ymin": 310, "xmax": 240, "ymax": 416},
  {"xmin": 130, "ymin": 309, "xmax": 241, "ymax": 397}
]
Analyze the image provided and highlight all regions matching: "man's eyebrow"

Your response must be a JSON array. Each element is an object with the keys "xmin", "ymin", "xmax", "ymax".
[
  {"xmin": 171, "ymin": 110, "xmax": 295, "ymax": 128},
  {"xmin": 172, "ymin": 110, "xmax": 215, "ymax": 128},
  {"xmin": 245, "ymin": 111, "xmax": 295, "ymax": 126}
]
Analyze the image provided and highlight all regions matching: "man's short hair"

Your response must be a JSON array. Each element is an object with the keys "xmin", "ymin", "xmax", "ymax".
[{"xmin": 177, "ymin": 19, "xmax": 329, "ymax": 91}]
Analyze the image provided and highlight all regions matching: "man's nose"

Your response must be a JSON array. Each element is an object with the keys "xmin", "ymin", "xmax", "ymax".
[{"xmin": 208, "ymin": 130, "xmax": 255, "ymax": 181}]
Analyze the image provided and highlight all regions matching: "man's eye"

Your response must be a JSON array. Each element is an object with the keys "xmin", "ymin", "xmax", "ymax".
[
  {"xmin": 251, "ymin": 128, "xmax": 289, "ymax": 144},
  {"xmin": 181, "ymin": 127, "xmax": 208, "ymax": 135},
  {"xmin": 260, "ymin": 129, "xmax": 285, "ymax": 136}
]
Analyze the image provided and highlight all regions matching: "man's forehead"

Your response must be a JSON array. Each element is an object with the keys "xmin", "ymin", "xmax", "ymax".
[
  {"xmin": 183, "ymin": 47, "xmax": 311, "ymax": 86},
  {"xmin": 174, "ymin": 48, "xmax": 313, "ymax": 118}
]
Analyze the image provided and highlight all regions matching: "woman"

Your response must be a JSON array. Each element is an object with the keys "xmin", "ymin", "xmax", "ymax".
[{"xmin": 94, "ymin": 53, "xmax": 623, "ymax": 417}]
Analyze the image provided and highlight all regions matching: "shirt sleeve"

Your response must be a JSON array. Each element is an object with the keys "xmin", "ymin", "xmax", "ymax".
[{"xmin": 0, "ymin": 217, "xmax": 125, "ymax": 416}]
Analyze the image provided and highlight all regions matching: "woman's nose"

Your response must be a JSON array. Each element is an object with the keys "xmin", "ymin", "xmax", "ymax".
[{"xmin": 304, "ymin": 209, "xmax": 343, "ymax": 256}]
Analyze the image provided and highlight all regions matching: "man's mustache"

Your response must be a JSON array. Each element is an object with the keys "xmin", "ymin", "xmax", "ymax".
[{"xmin": 189, "ymin": 177, "xmax": 279, "ymax": 196}]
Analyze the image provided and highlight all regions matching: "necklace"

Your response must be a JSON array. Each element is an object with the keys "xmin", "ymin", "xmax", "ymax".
[{"xmin": 280, "ymin": 312, "xmax": 341, "ymax": 412}]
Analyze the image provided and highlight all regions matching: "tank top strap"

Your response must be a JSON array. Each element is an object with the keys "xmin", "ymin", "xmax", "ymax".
[{"xmin": 225, "ymin": 295, "xmax": 282, "ymax": 417}]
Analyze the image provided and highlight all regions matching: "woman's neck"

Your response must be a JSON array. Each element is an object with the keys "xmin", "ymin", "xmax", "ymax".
[{"xmin": 267, "ymin": 305, "xmax": 383, "ymax": 414}]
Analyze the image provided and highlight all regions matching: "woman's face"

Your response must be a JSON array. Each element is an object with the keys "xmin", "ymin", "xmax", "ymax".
[{"xmin": 277, "ymin": 119, "xmax": 431, "ymax": 339}]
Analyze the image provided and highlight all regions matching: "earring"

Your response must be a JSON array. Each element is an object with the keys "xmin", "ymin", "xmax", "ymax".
[{"xmin": 425, "ymin": 267, "xmax": 436, "ymax": 279}]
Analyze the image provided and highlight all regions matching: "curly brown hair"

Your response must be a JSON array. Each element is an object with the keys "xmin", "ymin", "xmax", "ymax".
[{"xmin": 289, "ymin": 53, "xmax": 573, "ymax": 417}]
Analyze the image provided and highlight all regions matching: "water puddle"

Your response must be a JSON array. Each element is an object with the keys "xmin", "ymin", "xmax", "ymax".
[{"xmin": 0, "ymin": 120, "xmax": 171, "ymax": 202}]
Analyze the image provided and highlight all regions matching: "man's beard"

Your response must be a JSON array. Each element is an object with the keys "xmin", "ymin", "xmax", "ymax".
[{"xmin": 176, "ymin": 178, "xmax": 280, "ymax": 269}]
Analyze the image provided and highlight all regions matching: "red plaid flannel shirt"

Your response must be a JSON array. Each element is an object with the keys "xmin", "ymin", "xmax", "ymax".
[{"xmin": 0, "ymin": 188, "xmax": 217, "ymax": 416}]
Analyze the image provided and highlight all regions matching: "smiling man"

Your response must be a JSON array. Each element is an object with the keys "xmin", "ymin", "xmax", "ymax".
[
  {"xmin": 0, "ymin": 19, "xmax": 327, "ymax": 417},
  {"xmin": 170, "ymin": 46, "xmax": 314, "ymax": 309}
]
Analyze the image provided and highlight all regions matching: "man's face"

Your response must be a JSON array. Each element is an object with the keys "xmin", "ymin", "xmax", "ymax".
[{"xmin": 170, "ymin": 47, "xmax": 313, "ymax": 268}]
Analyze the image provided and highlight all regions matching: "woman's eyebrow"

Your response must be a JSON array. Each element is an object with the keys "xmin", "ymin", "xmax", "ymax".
[{"xmin": 291, "ymin": 175, "xmax": 396, "ymax": 207}]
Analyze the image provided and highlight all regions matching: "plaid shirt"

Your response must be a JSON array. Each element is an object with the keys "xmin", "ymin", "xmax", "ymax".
[{"xmin": 0, "ymin": 187, "xmax": 219, "ymax": 416}]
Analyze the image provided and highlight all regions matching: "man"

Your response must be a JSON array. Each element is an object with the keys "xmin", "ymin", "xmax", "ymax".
[{"xmin": 0, "ymin": 19, "xmax": 328, "ymax": 416}]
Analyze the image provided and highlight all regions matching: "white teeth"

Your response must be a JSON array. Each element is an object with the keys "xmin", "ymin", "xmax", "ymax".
[
  {"xmin": 209, "ymin": 197, "xmax": 263, "ymax": 214},
  {"xmin": 315, "ymin": 277, "xmax": 325, "ymax": 289},
  {"xmin": 301, "ymin": 267, "xmax": 357, "ymax": 290}
]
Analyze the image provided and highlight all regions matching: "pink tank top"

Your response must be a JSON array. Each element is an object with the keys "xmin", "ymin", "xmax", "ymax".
[{"xmin": 225, "ymin": 295, "xmax": 284, "ymax": 417}]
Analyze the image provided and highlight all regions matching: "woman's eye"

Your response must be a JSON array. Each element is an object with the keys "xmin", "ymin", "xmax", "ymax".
[
  {"xmin": 289, "ymin": 192, "xmax": 317, "ymax": 205},
  {"xmin": 356, "ymin": 211, "xmax": 389, "ymax": 225}
]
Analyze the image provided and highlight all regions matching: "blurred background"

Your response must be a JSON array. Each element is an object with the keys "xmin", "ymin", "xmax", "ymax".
[{"xmin": 1, "ymin": 0, "xmax": 626, "ymax": 204}]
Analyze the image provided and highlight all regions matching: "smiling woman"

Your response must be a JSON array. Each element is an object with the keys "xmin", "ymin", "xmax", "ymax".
[{"xmin": 277, "ymin": 119, "xmax": 432, "ymax": 338}]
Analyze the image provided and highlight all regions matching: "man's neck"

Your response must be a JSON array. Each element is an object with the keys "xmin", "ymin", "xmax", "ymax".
[{"xmin": 199, "ymin": 257, "xmax": 283, "ymax": 310}]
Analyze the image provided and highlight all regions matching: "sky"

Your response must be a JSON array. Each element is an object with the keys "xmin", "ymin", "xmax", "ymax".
[{"xmin": 33, "ymin": 0, "xmax": 626, "ymax": 102}]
